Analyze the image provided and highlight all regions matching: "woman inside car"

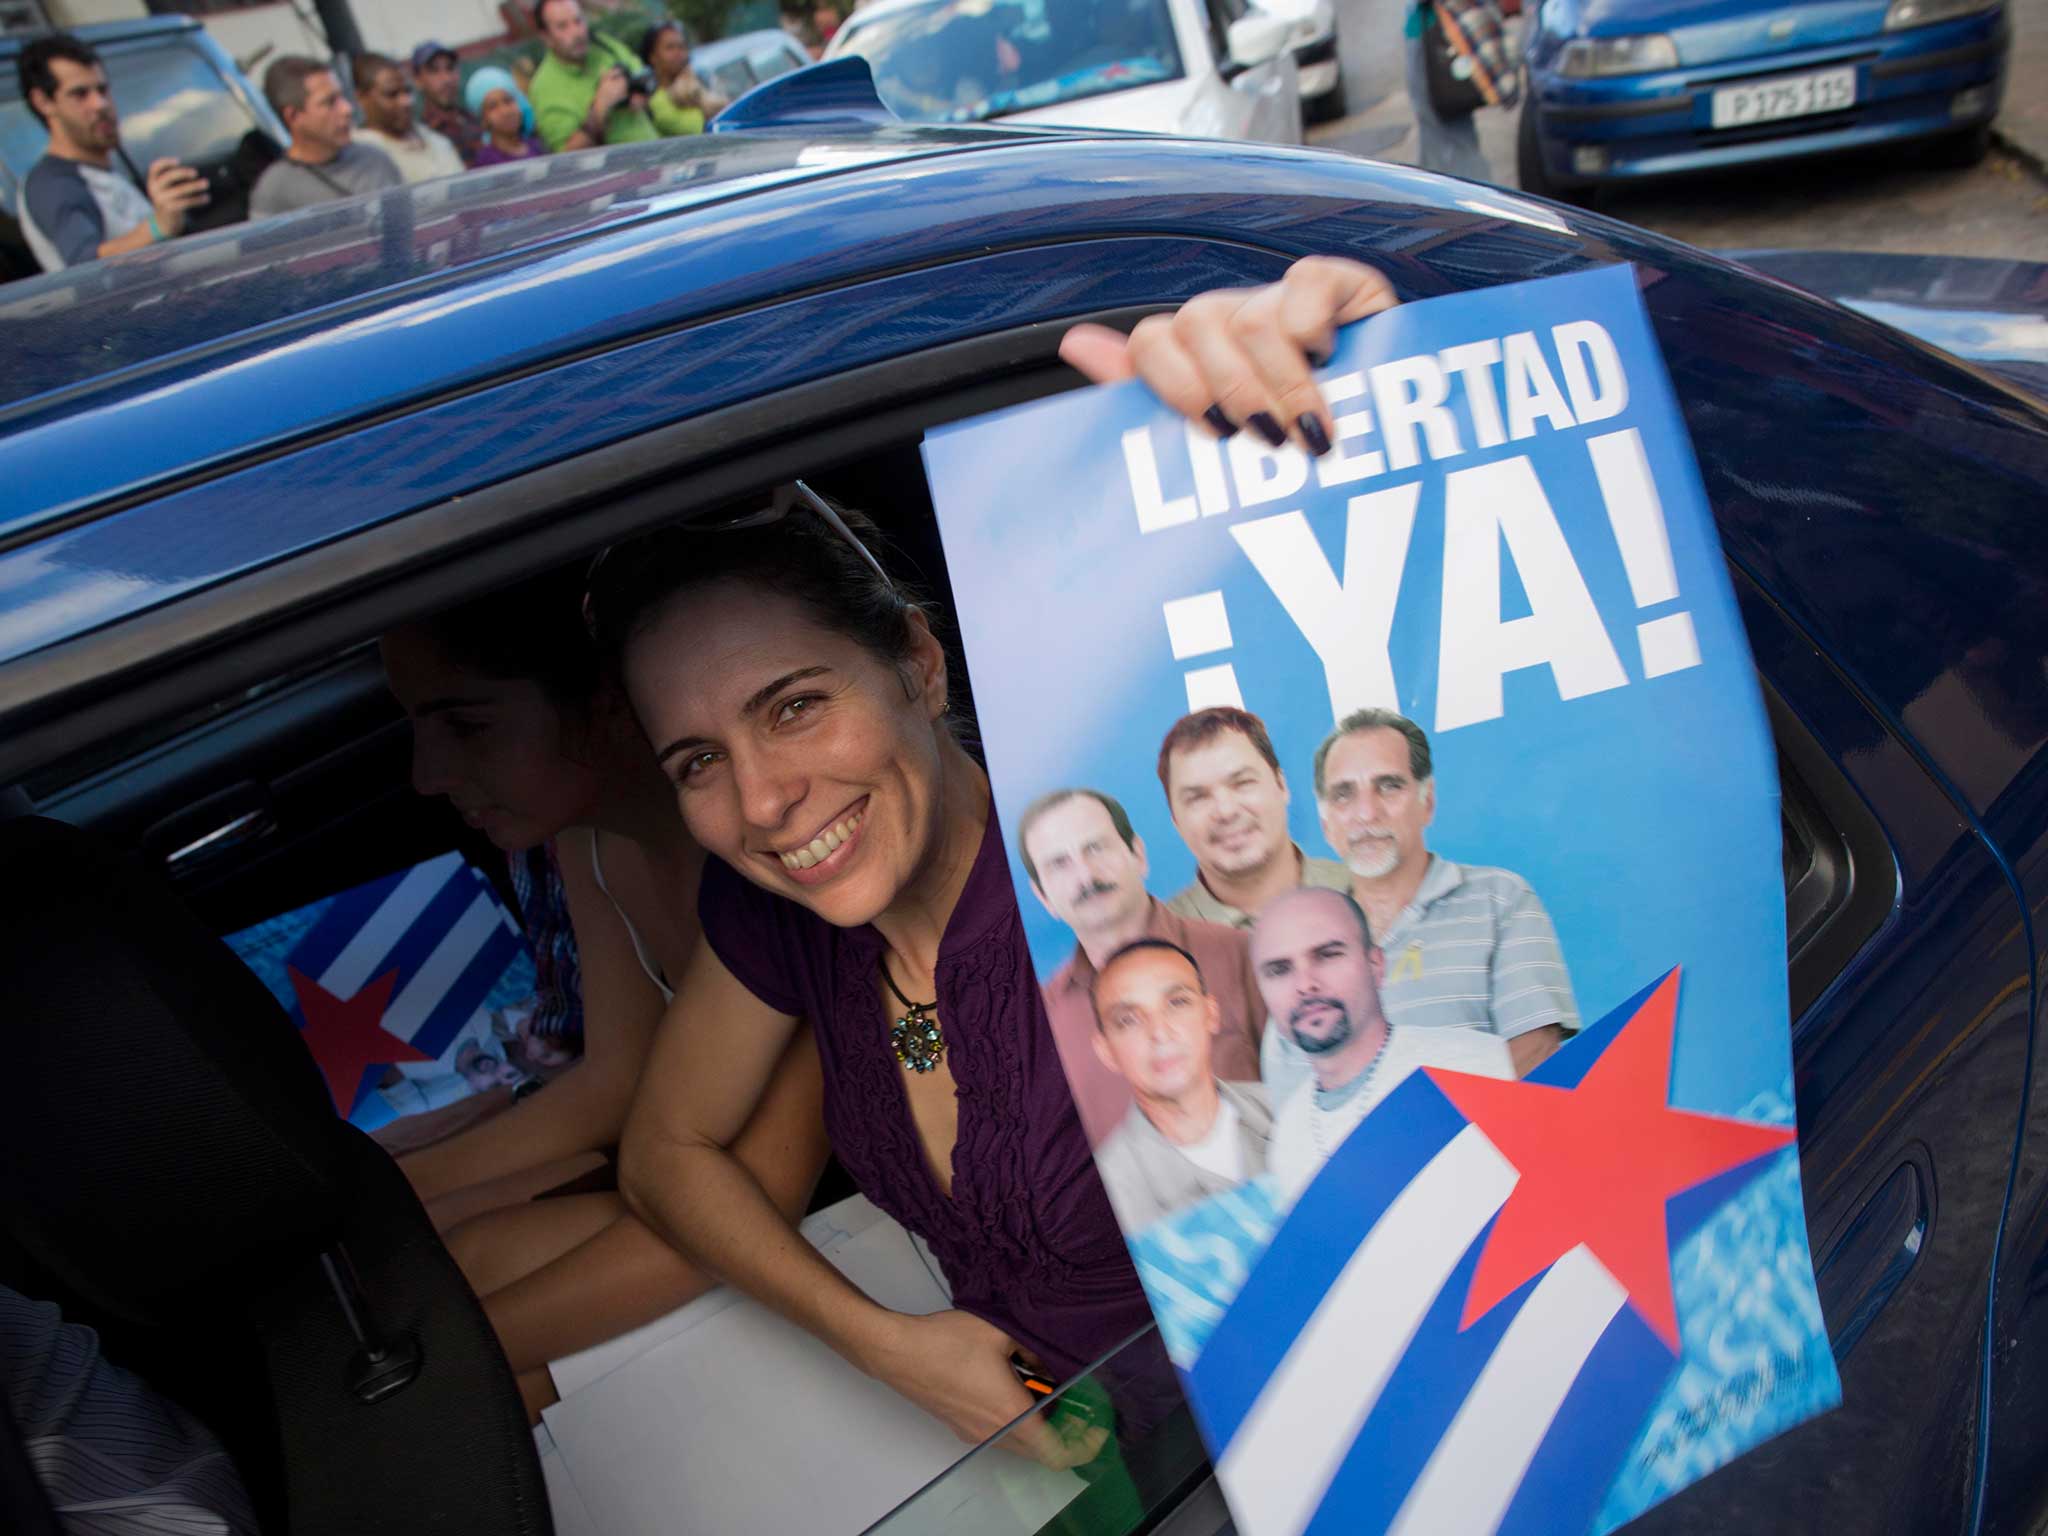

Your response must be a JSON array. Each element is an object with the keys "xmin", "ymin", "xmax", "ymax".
[
  {"xmin": 593, "ymin": 256, "xmax": 1396, "ymax": 1461},
  {"xmin": 379, "ymin": 569, "xmax": 830, "ymax": 1420}
]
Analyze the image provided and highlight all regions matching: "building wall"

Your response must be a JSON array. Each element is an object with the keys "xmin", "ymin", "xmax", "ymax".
[
  {"xmin": 349, "ymin": 0, "xmax": 504, "ymax": 56},
  {"xmin": 43, "ymin": 0, "xmax": 509, "ymax": 75},
  {"xmin": 47, "ymin": 0, "xmax": 147, "ymax": 25},
  {"xmin": 198, "ymin": 2, "xmax": 327, "ymax": 72}
]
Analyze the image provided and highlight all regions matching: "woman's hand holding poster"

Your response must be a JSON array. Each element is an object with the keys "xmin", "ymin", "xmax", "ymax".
[{"xmin": 923, "ymin": 264, "xmax": 1841, "ymax": 1536}]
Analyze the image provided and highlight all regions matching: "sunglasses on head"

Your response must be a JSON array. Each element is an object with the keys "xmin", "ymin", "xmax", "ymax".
[{"xmin": 582, "ymin": 479, "xmax": 895, "ymax": 629}]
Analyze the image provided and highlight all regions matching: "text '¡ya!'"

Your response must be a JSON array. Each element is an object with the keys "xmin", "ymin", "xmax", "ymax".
[{"xmin": 1120, "ymin": 320, "xmax": 1700, "ymax": 735}]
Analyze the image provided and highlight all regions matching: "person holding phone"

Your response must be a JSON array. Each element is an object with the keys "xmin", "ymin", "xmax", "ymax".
[{"xmin": 17, "ymin": 33, "xmax": 209, "ymax": 273}]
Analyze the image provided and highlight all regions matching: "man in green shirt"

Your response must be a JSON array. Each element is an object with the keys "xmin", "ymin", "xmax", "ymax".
[{"xmin": 529, "ymin": 0, "xmax": 659, "ymax": 151}]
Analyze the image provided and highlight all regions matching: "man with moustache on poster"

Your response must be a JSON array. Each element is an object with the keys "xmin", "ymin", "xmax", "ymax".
[
  {"xmin": 1088, "ymin": 938, "xmax": 1272, "ymax": 1231},
  {"xmin": 1020, "ymin": 788, "xmax": 1265, "ymax": 1146},
  {"xmin": 1252, "ymin": 886, "xmax": 1512, "ymax": 1201},
  {"xmin": 1159, "ymin": 707, "xmax": 1352, "ymax": 930},
  {"xmin": 1314, "ymin": 708, "xmax": 1578, "ymax": 1076}
]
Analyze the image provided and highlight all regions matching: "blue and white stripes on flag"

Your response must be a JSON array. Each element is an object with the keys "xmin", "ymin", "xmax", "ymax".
[{"xmin": 225, "ymin": 852, "xmax": 536, "ymax": 1128}]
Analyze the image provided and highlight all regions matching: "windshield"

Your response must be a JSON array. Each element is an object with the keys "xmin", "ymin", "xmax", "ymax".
[
  {"xmin": 835, "ymin": 0, "xmax": 1183, "ymax": 123},
  {"xmin": 703, "ymin": 40, "xmax": 809, "ymax": 99}
]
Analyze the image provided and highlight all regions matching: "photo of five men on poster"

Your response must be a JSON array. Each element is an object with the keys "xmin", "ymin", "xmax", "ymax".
[{"xmin": 1017, "ymin": 705, "xmax": 1581, "ymax": 1235}]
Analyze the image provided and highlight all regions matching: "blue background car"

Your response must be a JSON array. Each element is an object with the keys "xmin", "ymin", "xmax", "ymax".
[
  {"xmin": 1516, "ymin": 0, "xmax": 2009, "ymax": 200},
  {"xmin": 4, "ymin": 62, "xmax": 2048, "ymax": 1535}
]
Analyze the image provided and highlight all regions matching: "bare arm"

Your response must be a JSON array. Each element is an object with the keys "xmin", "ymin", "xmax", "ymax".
[
  {"xmin": 1508, "ymin": 1024, "xmax": 1567, "ymax": 1076},
  {"xmin": 400, "ymin": 830, "xmax": 665, "ymax": 1203},
  {"xmin": 99, "ymin": 159, "xmax": 207, "ymax": 259},
  {"xmin": 620, "ymin": 937, "xmax": 1102, "ymax": 1465},
  {"xmin": 619, "ymin": 937, "xmax": 887, "ymax": 1358},
  {"xmin": 482, "ymin": 1024, "xmax": 828, "ymax": 1371}
]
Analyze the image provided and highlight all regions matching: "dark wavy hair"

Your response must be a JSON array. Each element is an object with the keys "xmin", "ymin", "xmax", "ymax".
[
  {"xmin": 18, "ymin": 33, "xmax": 99, "ymax": 128},
  {"xmin": 639, "ymin": 19, "xmax": 682, "ymax": 67},
  {"xmin": 585, "ymin": 494, "xmax": 931, "ymax": 686},
  {"xmin": 411, "ymin": 565, "xmax": 605, "ymax": 708}
]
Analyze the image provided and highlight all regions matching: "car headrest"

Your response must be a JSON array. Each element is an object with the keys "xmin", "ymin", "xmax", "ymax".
[{"xmin": 0, "ymin": 817, "xmax": 351, "ymax": 1324}]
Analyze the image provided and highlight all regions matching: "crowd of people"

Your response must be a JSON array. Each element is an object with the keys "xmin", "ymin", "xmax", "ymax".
[{"xmin": 13, "ymin": 0, "xmax": 842, "ymax": 274}]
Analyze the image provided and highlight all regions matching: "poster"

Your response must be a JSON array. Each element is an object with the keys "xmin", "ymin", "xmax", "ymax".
[
  {"xmin": 923, "ymin": 265, "xmax": 1839, "ymax": 1535},
  {"xmin": 225, "ymin": 851, "xmax": 548, "ymax": 1130}
]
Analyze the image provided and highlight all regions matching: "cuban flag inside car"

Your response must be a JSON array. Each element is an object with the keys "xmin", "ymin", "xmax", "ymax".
[
  {"xmin": 925, "ymin": 264, "xmax": 1840, "ymax": 1534},
  {"xmin": 225, "ymin": 853, "xmax": 538, "ymax": 1130}
]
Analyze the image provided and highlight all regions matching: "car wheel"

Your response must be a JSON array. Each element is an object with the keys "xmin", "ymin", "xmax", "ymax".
[
  {"xmin": 1306, "ymin": 76, "xmax": 1349, "ymax": 124},
  {"xmin": 1924, "ymin": 121, "xmax": 1992, "ymax": 169},
  {"xmin": 1516, "ymin": 98, "xmax": 1592, "ymax": 207}
]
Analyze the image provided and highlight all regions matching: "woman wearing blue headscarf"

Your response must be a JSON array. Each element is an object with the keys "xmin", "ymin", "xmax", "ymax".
[{"xmin": 466, "ymin": 65, "xmax": 547, "ymax": 165}]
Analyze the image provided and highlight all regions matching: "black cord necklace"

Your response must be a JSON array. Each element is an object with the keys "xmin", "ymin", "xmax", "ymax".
[{"xmin": 881, "ymin": 959, "xmax": 945, "ymax": 1074}]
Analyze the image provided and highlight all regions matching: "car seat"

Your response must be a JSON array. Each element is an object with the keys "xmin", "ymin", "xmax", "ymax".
[{"xmin": 0, "ymin": 815, "xmax": 552, "ymax": 1535}]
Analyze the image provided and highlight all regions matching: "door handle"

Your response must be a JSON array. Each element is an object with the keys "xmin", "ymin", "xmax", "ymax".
[{"xmin": 162, "ymin": 804, "xmax": 276, "ymax": 876}]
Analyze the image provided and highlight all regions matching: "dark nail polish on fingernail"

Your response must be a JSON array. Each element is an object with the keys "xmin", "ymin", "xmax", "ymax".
[
  {"xmin": 1203, "ymin": 404, "xmax": 1239, "ymax": 438},
  {"xmin": 1249, "ymin": 412, "xmax": 1288, "ymax": 449},
  {"xmin": 1298, "ymin": 414, "xmax": 1333, "ymax": 457}
]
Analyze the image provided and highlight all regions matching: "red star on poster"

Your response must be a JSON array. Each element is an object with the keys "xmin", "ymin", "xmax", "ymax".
[
  {"xmin": 1424, "ymin": 968, "xmax": 1794, "ymax": 1352},
  {"xmin": 288, "ymin": 966, "xmax": 432, "ymax": 1115}
]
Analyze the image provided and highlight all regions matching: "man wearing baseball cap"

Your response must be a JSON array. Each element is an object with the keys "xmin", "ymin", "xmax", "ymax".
[{"xmin": 410, "ymin": 40, "xmax": 484, "ymax": 166}]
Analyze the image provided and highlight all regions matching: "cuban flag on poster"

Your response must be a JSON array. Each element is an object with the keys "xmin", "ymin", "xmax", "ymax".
[
  {"xmin": 224, "ymin": 853, "xmax": 539, "ymax": 1131},
  {"xmin": 923, "ymin": 263, "xmax": 1842, "ymax": 1532}
]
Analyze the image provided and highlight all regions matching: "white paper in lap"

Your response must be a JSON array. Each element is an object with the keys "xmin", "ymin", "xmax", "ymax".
[
  {"xmin": 543, "ymin": 1201, "xmax": 1078, "ymax": 1536},
  {"xmin": 548, "ymin": 1196, "xmax": 927, "ymax": 1400}
]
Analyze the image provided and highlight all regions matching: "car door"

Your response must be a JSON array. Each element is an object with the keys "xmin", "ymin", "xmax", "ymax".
[{"xmin": 5, "ymin": 126, "xmax": 2036, "ymax": 1534}]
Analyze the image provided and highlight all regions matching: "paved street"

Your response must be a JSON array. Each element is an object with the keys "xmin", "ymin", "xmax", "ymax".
[{"xmin": 1306, "ymin": 0, "xmax": 2047, "ymax": 257}]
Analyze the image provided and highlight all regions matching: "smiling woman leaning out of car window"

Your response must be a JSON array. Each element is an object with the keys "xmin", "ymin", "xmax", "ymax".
[
  {"xmin": 591, "ymin": 257, "xmax": 1395, "ymax": 1462},
  {"xmin": 379, "ymin": 572, "xmax": 831, "ymax": 1422}
]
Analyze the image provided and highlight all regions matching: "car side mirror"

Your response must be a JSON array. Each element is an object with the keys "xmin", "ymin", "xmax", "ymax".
[{"xmin": 1222, "ymin": 10, "xmax": 1294, "ymax": 75}]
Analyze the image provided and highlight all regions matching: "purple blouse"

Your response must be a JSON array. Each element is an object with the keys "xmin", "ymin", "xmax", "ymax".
[{"xmin": 698, "ymin": 810, "xmax": 1151, "ymax": 1381}]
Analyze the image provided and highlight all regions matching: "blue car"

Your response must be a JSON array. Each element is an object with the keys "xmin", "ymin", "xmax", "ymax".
[
  {"xmin": 1516, "ymin": 0, "xmax": 2009, "ymax": 200},
  {"xmin": 3, "ymin": 61, "xmax": 2048, "ymax": 1535}
]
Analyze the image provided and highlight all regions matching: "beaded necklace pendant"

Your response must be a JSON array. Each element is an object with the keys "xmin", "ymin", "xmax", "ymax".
[
  {"xmin": 889, "ymin": 1000, "xmax": 946, "ymax": 1074},
  {"xmin": 881, "ymin": 959, "xmax": 945, "ymax": 1073}
]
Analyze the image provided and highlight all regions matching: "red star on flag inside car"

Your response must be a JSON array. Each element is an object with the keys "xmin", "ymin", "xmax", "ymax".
[
  {"xmin": 1425, "ymin": 968, "xmax": 1795, "ymax": 1351},
  {"xmin": 288, "ymin": 966, "xmax": 432, "ymax": 1114}
]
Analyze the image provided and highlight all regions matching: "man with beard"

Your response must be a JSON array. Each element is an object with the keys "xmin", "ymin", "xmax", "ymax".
[
  {"xmin": 411, "ymin": 42, "xmax": 485, "ymax": 166},
  {"xmin": 1088, "ymin": 939, "xmax": 1272, "ymax": 1230},
  {"xmin": 1314, "ymin": 708, "xmax": 1577, "ymax": 1074},
  {"xmin": 17, "ymin": 33, "xmax": 208, "ymax": 272},
  {"xmin": 1020, "ymin": 787, "xmax": 1265, "ymax": 1146},
  {"xmin": 1253, "ymin": 885, "xmax": 1511, "ymax": 1201},
  {"xmin": 528, "ymin": 0, "xmax": 658, "ymax": 152},
  {"xmin": 1159, "ymin": 707, "xmax": 1351, "ymax": 929}
]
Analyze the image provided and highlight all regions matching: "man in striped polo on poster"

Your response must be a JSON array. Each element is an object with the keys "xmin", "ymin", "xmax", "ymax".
[{"xmin": 1312, "ymin": 707, "xmax": 1579, "ymax": 1077}]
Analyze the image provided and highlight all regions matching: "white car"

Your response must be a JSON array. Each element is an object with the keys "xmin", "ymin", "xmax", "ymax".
[
  {"xmin": 824, "ymin": 0, "xmax": 1302, "ymax": 145},
  {"xmin": 1252, "ymin": 0, "xmax": 1341, "ymax": 120}
]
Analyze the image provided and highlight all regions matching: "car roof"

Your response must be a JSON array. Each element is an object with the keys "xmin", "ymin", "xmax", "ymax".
[{"xmin": 831, "ymin": 0, "xmax": 975, "ymax": 34}]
